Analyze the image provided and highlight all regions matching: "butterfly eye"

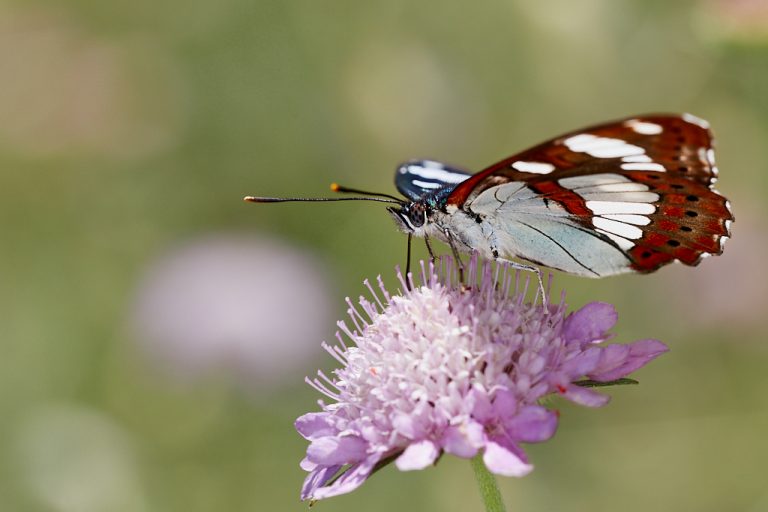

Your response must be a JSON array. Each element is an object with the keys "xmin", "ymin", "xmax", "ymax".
[{"xmin": 408, "ymin": 204, "xmax": 426, "ymax": 228}]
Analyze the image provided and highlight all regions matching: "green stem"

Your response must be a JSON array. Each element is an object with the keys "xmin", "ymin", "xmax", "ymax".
[{"xmin": 470, "ymin": 454, "xmax": 506, "ymax": 512}]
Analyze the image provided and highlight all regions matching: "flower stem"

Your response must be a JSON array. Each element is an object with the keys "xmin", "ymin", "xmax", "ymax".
[{"xmin": 470, "ymin": 454, "xmax": 506, "ymax": 512}]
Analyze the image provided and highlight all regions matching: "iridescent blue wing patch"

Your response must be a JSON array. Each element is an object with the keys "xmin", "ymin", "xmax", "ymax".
[{"xmin": 395, "ymin": 160, "xmax": 470, "ymax": 201}]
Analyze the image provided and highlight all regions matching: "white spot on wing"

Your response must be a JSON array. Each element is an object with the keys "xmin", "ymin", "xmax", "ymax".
[
  {"xmin": 558, "ymin": 173, "xmax": 629, "ymax": 190},
  {"xmin": 624, "ymin": 119, "xmax": 663, "ymax": 135},
  {"xmin": 402, "ymin": 162, "xmax": 468, "ymax": 184},
  {"xmin": 563, "ymin": 134, "xmax": 646, "ymax": 158},
  {"xmin": 682, "ymin": 113, "xmax": 710, "ymax": 129},
  {"xmin": 595, "ymin": 229, "xmax": 635, "ymax": 250},
  {"xmin": 577, "ymin": 182, "xmax": 650, "ymax": 194},
  {"xmin": 706, "ymin": 148, "xmax": 719, "ymax": 176},
  {"xmin": 511, "ymin": 161, "xmax": 556, "ymax": 174},
  {"xmin": 584, "ymin": 191, "xmax": 659, "ymax": 202},
  {"xmin": 411, "ymin": 179, "xmax": 442, "ymax": 189},
  {"xmin": 586, "ymin": 201, "xmax": 656, "ymax": 215},
  {"xmin": 622, "ymin": 155, "xmax": 653, "ymax": 163},
  {"xmin": 560, "ymin": 174, "xmax": 657, "ymax": 201},
  {"xmin": 592, "ymin": 217, "xmax": 644, "ymax": 239},
  {"xmin": 620, "ymin": 162, "xmax": 666, "ymax": 172},
  {"xmin": 601, "ymin": 213, "xmax": 651, "ymax": 226}
]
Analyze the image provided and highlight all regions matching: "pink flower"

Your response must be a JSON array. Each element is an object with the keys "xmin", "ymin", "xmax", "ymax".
[{"xmin": 297, "ymin": 256, "xmax": 668, "ymax": 501}]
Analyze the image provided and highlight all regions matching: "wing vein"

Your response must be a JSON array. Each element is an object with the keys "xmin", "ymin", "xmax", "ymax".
[{"xmin": 515, "ymin": 220, "xmax": 601, "ymax": 277}]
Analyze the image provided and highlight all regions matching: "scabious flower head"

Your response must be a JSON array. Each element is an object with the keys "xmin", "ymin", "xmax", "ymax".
[{"xmin": 296, "ymin": 256, "xmax": 668, "ymax": 501}]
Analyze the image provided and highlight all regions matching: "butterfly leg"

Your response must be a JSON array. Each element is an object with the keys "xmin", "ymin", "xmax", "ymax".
[
  {"xmin": 495, "ymin": 257, "xmax": 547, "ymax": 307},
  {"xmin": 423, "ymin": 235, "xmax": 436, "ymax": 263},
  {"xmin": 405, "ymin": 233, "xmax": 413, "ymax": 290},
  {"xmin": 443, "ymin": 228, "xmax": 465, "ymax": 283}
]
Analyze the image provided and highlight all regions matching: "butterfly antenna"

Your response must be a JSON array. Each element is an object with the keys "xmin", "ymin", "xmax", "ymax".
[
  {"xmin": 243, "ymin": 195, "xmax": 402, "ymax": 205},
  {"xmin": 331, "ymin": 183, "xmax": 404, "ymax": 203}
]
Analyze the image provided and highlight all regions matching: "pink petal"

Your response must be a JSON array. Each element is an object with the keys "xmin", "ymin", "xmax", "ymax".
[
  {"xmin": 561, "ymin": 346, "xmax": 602, "ymax": 376},
  {"xmin": 392, "ymin": 406, "xmax": 430, "ymax": 439},
  {"xmin": 310, "ymin": 454, "xmax": 381, "ymax": 500},
  {"xmin": 589, "ymin": 339, "xmax": 669, "ymax": 382},
  {"xmin": 300, "ymin": 464, "xmax": 342, "ymax": 501},
  {"xmin": 395, "ymin": 440, "xmax": 440, "ymax": 470},
  {"xmin": 561, "ymin": 384, "xmax": 611, "ymax": 407},
  {"xmin": 295, "ymin": 412, "xmax": 338, "ymax": 440},
  {"xmin": 483, "ymin": 440, "xmax": 533, "ymax": 477},
  {"xmin": 504, "ymin": 405, "xmax": 558, "ymax": 443},
  {"xmin": 306, "ymin": 435, "xmax": 368, "ymax": 465},
  {"xmin": 441, "ymin": 421, "xmax": 484, "ymax": 458},
  {"xmin": 563, "ymin": 302, "xmax": 617, "ymax": 345},
  {"xmin": 468, "ymin": 387, "xmax": 494, "ymax": 422},
  {"xmin": 490, "ymin": 388, "xmax": 519, "ymax": 423},
  {"xmin": 299, "ymin": 456, "xmax": 317, "ymax": 471}
]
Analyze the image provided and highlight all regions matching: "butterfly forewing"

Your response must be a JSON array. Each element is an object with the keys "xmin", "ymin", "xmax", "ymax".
[
  {"xmin": 395, "ymin": 160, "xmax": 471, "ymax": 201},
  {"xmin": 446, "ymin": 114, "xmax": 732, "ymax": 276}
]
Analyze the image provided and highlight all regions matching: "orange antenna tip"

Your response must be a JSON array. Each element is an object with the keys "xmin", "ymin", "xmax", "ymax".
[{"xmin": 330, "ymin": 183, "xmax": 340, "ymax": 192}]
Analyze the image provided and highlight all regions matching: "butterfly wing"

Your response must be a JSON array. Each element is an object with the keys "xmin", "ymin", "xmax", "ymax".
[
  {"xmin": 395, "ymin": 160, "xmax": 471, "ymax": 201},
  {"xmin": 445, "ymin": 114, "xmax": 732, "ymax": 276}
]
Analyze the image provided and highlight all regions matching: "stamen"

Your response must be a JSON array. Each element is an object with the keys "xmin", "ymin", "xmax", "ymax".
[
  {"xmin": 359, "ymin": 298, "xmax": 378, "ymax": 322},
  {"xmin": 305, "ymin": 376, "xmax": 340, "ymax": 400},
  {"xmin": 336, "ymin": 320, "xmax": 358, "ymax": 342},
  {"xmin": 395, "ymin": 266, "xmax": 409, "ymax": 293},
  {"xmin": 364, "ymin": 279, "xmax": 385, "ymax": 311},
  {"xmin": 334, "ymin": 331, "xmax": 349, "ymax": 351},
  {"xmin": 346, "ymin": 297, "xmax": 369, "ymax": 331},
  {"xmin": 317, "ymin": 369, "xmax": 340, "ymax": 391},
  {"xmin": 377, "ymin": 276, "xmax": 391, "ymax": 303},
  {"xmin": 322, "ymin": 341, "xmax": 347, "ymax": 365}
]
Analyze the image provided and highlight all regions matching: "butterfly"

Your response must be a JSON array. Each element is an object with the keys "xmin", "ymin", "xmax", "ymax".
[{"xmin": 246, "ymin": 113, "xmax": 733, "ymax": 298}]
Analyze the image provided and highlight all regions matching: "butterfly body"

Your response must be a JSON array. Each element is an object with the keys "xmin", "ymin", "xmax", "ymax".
[{"xmin": 388, "ymin": 113, "xmax": 733, "ymax": 278}]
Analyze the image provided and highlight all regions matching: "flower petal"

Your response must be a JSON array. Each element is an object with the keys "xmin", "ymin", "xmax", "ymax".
[
  {"xmin": 561, "ymin": 384, "xmax": 611, "ymax": 407},
  {"xmin": 441, "ymin": 421, "xmax": 484, "ymax": 458},
  {"xmin": 295, "ymin": 412, "xmax": 338, "ymax": 440},
  {"xmin": 490, "ymin": 388, "xmax": 519, "ymax": 423},
  {"xmin": 300, "ymin": 464, "xmax": 342, "ymax": 501},
  {"xmin": 306, "ymin": 435, "xmax": 368, "ymax": 465},
  {"xmin": 395, "ymin": 440, "xmax": 440, "ymax": 471},
  {"xmin": 483, "ymin": 439, "xmax": 533, "ymax": 477},
  {"xmin": 392, "ymin": 407, "xmax": 430, "ymax": 439},
  {"xmin": 504, "ymin": 405, "xmax": 558, "ymax": 443},
  {"xmin": 310, "ymin": 454, "xmax": 381, "ymax": 500},
  {"xmin": 589, "ymin": 339, "xmax": 669, "ymax": 382},
  {"xmin": 468, "ymin": 387, "xmax": 494, "ymax": 422},
  {"xmin": 563, "ymin": 302, "xmax": 617, "ymax": 345},
  {"xmin": 561, "ymin": 346, "xmax": 602, "ymax": 377},
  {"xmin": 299, "ymin": 456, "xmax": 317, "ymax": 471}
]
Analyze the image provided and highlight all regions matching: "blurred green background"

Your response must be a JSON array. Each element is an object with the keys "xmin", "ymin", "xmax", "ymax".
[{"xmin": 2, "ymin": 0, "xmax": 768, "ymax": 510}]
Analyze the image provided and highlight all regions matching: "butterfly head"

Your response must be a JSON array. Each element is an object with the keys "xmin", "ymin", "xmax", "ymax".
[{"xmin": 388, "ymin": 201, "xmax": 431, "ymax": 234}]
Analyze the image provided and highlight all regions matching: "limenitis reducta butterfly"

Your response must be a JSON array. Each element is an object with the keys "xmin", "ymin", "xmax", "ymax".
[{"xmin": 246, "ymin": 113, "xmax": 733, "ymax": 296}]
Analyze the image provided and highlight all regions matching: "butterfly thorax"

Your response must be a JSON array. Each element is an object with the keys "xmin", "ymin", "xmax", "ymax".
[{"xmin": 388, "ymin": 196, "xmax": 490, "ymax": 260}]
